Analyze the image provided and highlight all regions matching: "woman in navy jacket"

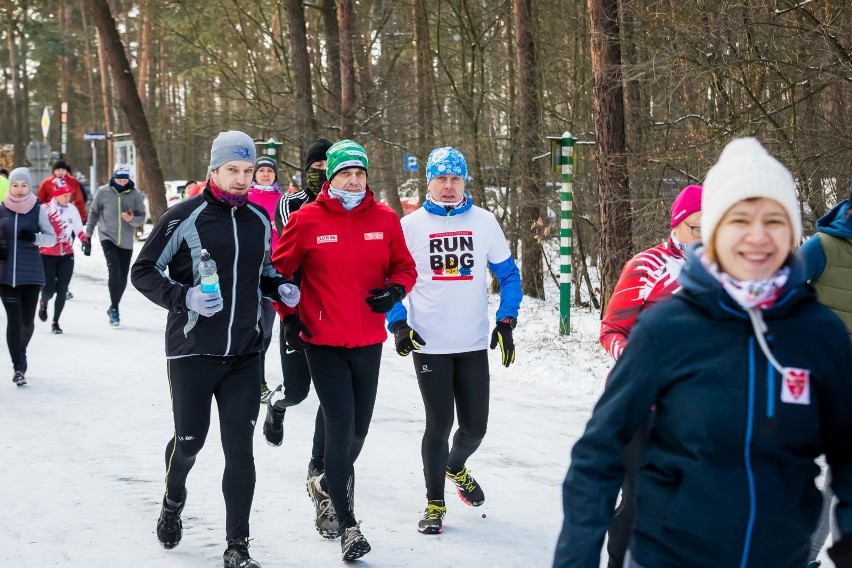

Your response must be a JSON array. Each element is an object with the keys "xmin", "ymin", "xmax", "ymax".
[
  {"xmin": 554, "ymin": 139, "xmax": 852, "ymax": 568},
  {"xmin": 0, "ymin": 168, "xmax": 56, "ymax": 386}
]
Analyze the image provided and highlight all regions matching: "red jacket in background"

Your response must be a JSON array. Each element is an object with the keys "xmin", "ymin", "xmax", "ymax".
[
  {"xmin": 599, "ymin": 236, "xmax": 686, "ymax": 360},
  {"xmin": 272, "ymin": 184, "xmax": 416, "ymax": 348},
  {"xmin": 37, "ymin": 175, "xmax": 87, "ymax": 223}
]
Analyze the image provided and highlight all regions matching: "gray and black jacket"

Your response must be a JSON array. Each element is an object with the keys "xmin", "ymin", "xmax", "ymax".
[
  {"xmin": 86, "ymin": 180, "xmax": 146, "ymax": 250},
  {"xmin": 131, "ymin": 188, "xmax": 291, "ymax": 358}
]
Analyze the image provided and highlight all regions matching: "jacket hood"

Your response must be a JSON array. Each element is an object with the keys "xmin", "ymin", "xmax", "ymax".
[
  {"xmin": 316, "ymin": 182, "xmax": 376, "ymax": 214},
  {"xmin": 677, "ymin": 244, "xmax": 812, "ymax": 319},
  {"xmin": 815, "ymin": 199, "xmax": 852, "ymax": 238}
]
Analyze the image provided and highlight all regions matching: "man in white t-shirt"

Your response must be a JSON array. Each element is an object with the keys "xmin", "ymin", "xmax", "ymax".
[{"xmin": 386, "ymin": 146, "xmax": 522, "ymax": 536}]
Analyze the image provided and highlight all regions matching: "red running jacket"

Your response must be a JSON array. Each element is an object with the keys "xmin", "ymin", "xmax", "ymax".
[
  {"xmin": 272, "ymin": 184, "xmax": 416, "ymax": 348},
  {"xmin": 600, "ymin": 236, "xmax": 686, "ymax": 360}
]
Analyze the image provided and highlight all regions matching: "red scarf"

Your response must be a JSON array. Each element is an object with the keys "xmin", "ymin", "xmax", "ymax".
[{"xmin": 208, "ymin": 179, "xmax": 249, "ymax": 207}]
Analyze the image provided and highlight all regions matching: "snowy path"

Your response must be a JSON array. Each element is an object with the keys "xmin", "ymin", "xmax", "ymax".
[{"xmin": 0, "ymin": 240, "xmax": 607, "ymax": 567}]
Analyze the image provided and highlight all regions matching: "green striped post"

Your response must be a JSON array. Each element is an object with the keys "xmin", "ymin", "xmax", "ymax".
[{"xmin": 559, "ymin": 132, "xmax": 574, "ymax": 335}]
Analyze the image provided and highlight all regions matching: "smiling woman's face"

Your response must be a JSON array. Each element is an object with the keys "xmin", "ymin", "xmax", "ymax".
[{"xmin": 713, "ymin": 198, "xmax": 792, "ymax": 280}]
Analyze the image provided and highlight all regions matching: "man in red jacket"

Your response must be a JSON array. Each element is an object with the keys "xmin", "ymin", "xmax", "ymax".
[
  {"xmin": 37, "ymin": 160, "xmax": 87, "ymax": 223},
  {"xmin": 272, "ymin": 139, "xmax": 416, "ymax": 562}
]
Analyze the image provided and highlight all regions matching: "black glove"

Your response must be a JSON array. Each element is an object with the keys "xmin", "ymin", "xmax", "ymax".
[
  {"xmin": 365, "ymin": 284, "xmax": 405, "ymax": 313},
  {"xmin": 489, "ymin": 320, "xmax": 516, "ymax": 367},
  {"xmin": 81, "ymin": 241, "xmax": 92, "ymax": 256},
  {"xmin": 283, "ymin": 314, "xmax": 313, "ymax": 351},
  {"xmin": 829, "ymin": 535, "xmax": 852, "ymax": 568},
  {"xmin": 391, "ymin": 321, "xmax": 426, "ymax": 356},
  {"xmin": 18, "ymin": 229, "xmax": 36, "ymax": 243}
]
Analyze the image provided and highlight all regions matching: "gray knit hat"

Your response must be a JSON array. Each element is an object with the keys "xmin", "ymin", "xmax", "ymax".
[
  {"xmin": 208, "ymin": 131, "xmax": 256, "ymax": 176},
  {"xmin": 8, "ymin": 167, "xmax": 32, "ymax": 188}
]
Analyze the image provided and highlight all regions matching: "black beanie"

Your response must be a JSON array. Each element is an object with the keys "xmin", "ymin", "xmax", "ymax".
[
  {"xmin": 255, "ymin": 156, "xmax": 279, "ymax": 182},
  {"xmin": 304, "ymin": 138, "xmax": 333, "ymax": 172},
  {"xmin": 53, "ymin": 160, "xmax": 71, "ymax": 172}
]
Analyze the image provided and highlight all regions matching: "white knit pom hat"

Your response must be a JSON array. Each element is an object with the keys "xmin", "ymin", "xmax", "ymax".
[{"xmin": 701, "ymin": 138, "xmax": 801, "ymax": 253}]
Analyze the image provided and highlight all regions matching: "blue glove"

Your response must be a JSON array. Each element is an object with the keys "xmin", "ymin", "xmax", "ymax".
[
  {"xmin": 185, "ymin": 284, "xmax": 223, "ymax": 317},
  {"xmin": 277, "ymin": 282, "xmax": 301, "ymax": 308}
]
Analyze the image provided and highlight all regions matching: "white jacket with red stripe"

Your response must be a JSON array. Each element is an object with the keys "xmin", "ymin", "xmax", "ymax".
[{"xmin": 39, "ymin": 199, "xmax": 89, "ymax": 257}]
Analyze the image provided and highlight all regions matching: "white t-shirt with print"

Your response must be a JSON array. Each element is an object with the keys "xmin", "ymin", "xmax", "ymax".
[{"xmin": 400, "ymin": 205, "xmax": 511, "ymax": 354}]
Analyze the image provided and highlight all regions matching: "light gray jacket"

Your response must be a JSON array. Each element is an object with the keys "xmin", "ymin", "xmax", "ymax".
[{"xmin": 86, "ymin": 182, "xmax": 146, "ymax": 250}]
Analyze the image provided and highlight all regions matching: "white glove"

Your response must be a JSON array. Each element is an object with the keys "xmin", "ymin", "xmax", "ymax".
[
  {"xmin": 277, "ymin": 282, "xmax": 301, "ymax": 308},
  {"xmin": 185, "ymin": 285, "xmax": 224, "ymax": 317}
]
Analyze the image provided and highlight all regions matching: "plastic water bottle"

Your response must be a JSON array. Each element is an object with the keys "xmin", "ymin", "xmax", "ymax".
[{"xmin": 199, "ymin": 249, "xmax": 220, "ymax": 293}]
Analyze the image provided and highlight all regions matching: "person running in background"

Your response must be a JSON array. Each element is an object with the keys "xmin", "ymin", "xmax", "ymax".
[
  {"xmin": 38, "ymin": 180, "xmax": 91, "ymax": 334},
  {"xmin": 0, "ymin": 168, "xmax": 56, "ymax": 386},
  {"xmin": 800, "ymin": 186, "xmax": 852, "ymax": 568},
  {"xmin": 37, "ymin": 160, "xmax": 87, "ymax": 223},
  {"xmin": 597, "ymin": 183, "xmax": 702, "ymax": 568},
  {"xmin": 85, "ymin": 165, "xmax": 146, "ymax": 326},
  {"xmin": 0, "ymin": 168, "xmax": 9, "ymax": 201},
  {"xmin": 553, "ymin": 138, "xmax": 852, "ymax": 568},
  {"xmin": 248, "ymin": 155, "xmax": 283, "ymax": 402},
  {"xmin": 131, "ymin": 131, "xmax": 300, "ymax": 568},
  {"xmin": 272, "ymin": 139, "xmax": 416, "ymax": 561},
  {"xmin": 264, "ymin": 138, "xmax": 332, "ymax": 482},
  {"xmin": 386, "ymin": 146, "xmax": 521, "ymax": 535}
]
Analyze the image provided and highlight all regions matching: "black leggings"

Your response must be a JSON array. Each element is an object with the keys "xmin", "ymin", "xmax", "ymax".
[
  {"xmin": 607, "ymin": 412, "xmax": 654, "ymax": 568},
  {"xmin": 41, "ymin": 254, "xmax": 74, "ymax": 322},
  {"xmin": 413, "ymin": 350, "xmax": 490, "ymax": 501},
  {"xmin": 0, "ymin": 284, "xmax": 41, "ymax": 373},
  {"xmin": 101, "ymin": 240, "xmax": 132, "ymax": 309},
  {"xmin": 277, "ymin": 323, "xmax": 326, "ymax": 460},
  {"xmin": 306, "ymin": 343, "xmax": 382, "ymax": 529},
  {"xmin": 164, "ymin": 354, "xmax": 261, "ymax": 540}
]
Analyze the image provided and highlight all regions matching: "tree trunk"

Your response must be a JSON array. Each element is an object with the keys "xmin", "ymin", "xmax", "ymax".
[
  {"xmin": 285, "ymin": 0, "xmax": 318, "ymax": 151},
  {"xmin": 137, "ymin": 0, "xmax": 152, "ymax": 109},
  {"xmin": 7, "ymin": 15, "xmax": 26, "ymax": 164},
  {"xmin": 322, "ymin": 0, "xmax": 342, "ymax": 123},
  {"xmin": 514, "ymin": 0, "xmax": 544, "ymax": 299},
  {"xmin": 588, "ymin": 0, "xmax": 632, "ymax": 313},
  {"xmin": 337, "ymin": 0, "xmax": 356, "ymax": 138},
  {"xmin": 96, "ymin": 25, "xmax": 114, "ymax": 181},
  {"xmin": 90, "ymin": 0, "xmax": 167, "ymax": 220},
  {"xmin": 414, "ymin": 0, "xmax": 434, "ymax": 204}
]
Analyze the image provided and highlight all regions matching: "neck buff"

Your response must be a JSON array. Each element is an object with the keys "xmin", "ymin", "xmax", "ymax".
[
  {"xmin": 328, "ymin": 186, "xmax": 366, "ymax": 211},
  {"xmin": 670, "ymin": 231, "xmax": 687, "ymax": 251},
  {"xmin": 209, "ymin": 178, "xmax": 249, "ymax": 207},
  {"xmin": 251, "ymin": 181, "xmax": 281, "ymax": 192},
  {"xmin": 304, "ymin": 168, "xmax": 327, "ymax": 197},
  {"xmin": 3, "ymin": 191, "xmax": 37, "ymax": 214},
  {"xmin": 700, "ymin": 251, "xmax": 789, "ymax": 310},
  {"xmin": 110, "ymin": 178, "xmax": 135, "ymax": 192},
  {"xmin": 427, "ymin": 193, "xmax": 467, "ymax": 211}
]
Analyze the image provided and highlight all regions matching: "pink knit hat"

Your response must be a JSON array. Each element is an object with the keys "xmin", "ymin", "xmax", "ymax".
[{"xmin": 670, "ymin": 184, "xmax": 703, "ymax": 228}]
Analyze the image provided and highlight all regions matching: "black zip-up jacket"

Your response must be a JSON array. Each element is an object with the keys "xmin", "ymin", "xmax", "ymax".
[
  {"xmin": 131, "ymin": 188, "xmax": 291, "ymax": 357},
  {"xmin": 554, "ymin": 246, "xmax": 852, "ymax": 568}
]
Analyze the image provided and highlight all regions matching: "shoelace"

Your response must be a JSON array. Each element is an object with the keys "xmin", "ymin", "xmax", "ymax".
[
  {"xmin": 317, "ymin": 498, "xmax": 337, "ymax": 521},
  {"xmin": 423, "ymin": 503, "xmax": 446, "ymax": 521},
  {"xmin": 449, "ymin": 468, "xmax": 477, "ymax": 493}
]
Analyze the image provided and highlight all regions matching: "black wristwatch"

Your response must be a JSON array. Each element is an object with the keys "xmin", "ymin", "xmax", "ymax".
[{"xmin": 499, "ymin": 317, "xmax": 517, "ymax": 329}]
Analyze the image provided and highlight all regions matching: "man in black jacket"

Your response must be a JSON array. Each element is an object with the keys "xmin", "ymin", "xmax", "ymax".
[{"xmin": 131, "ymin": 131, "xmax": 300, "ymax": 568}]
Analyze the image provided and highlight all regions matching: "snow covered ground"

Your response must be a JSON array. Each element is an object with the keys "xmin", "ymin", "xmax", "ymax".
[{"xmin": 0, "ymin": 237, "xmax": 832, "ymax": 567}]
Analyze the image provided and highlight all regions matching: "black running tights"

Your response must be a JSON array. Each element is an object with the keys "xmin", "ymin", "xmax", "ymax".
[
  {"xmin": 164, "ymin": 354, "xmax": 261, "ymax": 540},
  {"xmin": 41, "ymin": 254, "xmax": 74, "ymax": 322},
  {"xmin": 0, "ymin": 284, "xmax": 40, "ymax": 373},
  {"xmin": 278, "ymin": 322, "xmax": 326, "ymax": 460},
  {"xmin": 412, "ymin": 350, "xmax": 490, "ymax": 501},
  {"xmin": 100, "ymin": 239, "xmax": 132, "ymax": 309},
  {"xmin": 306, "ymin": 343, "xmax": 382, "ymax": 530}
]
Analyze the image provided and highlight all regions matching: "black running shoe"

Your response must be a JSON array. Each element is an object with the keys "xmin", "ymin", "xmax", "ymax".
[
  {"xmin": 51, "ymin": 322, "xmax": 63, "ymax": 335},
  {"xmin": 38, "ymin": 300, "xmax": 48, "ymax": 322},
  {"xmin": 446, "ymin": 467, "xmax": 485, "ymax": 507},
  {"xmin": 307, "ymin": 456, "xmax": 325, "ymax": 480},
  {"xmin": 223, "ymin": 537, "xmax": 261, "ymax": 567},
  {"xmin": 340, "ymin": 523, "xmax": 371, "ymax": 561},
  {"xmin": 417, "ymin": 500, "xmax": 446, "ymax": 535},
  {"xmin": 262, "ymin": 400, "xmax": 285, "ymax": 447},
  {"xmin": 157, "ymin": 492, "xmax": 186, "ymax": 549},
  {"xmin": 13, "ymin": 371, "xmax": 26, "ymax": 387},
  {"xmin": 107, "ymin": 306, "xmax": 120, "ymax": 326}
]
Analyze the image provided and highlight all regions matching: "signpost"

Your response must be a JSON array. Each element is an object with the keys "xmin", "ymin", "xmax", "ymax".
[
  {"xmin": 402, "ymin": 153, "xmax": 418, "ymax": 172},
  {"xmin": 41, "ymin": 107, "xmax": 50, "ymax": 141},
  {"xmin": 60, "ymin": 102, "xmax": 68, "ymax": 158},
  {"xmin": 84, "ymin": 132, "xmax": 107, "ymax": 190}
]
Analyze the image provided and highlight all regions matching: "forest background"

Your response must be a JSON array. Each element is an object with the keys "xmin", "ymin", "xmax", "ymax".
[{"xmin": 2, "ymin": 0, "xmax": 851, "ymax": 309}]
